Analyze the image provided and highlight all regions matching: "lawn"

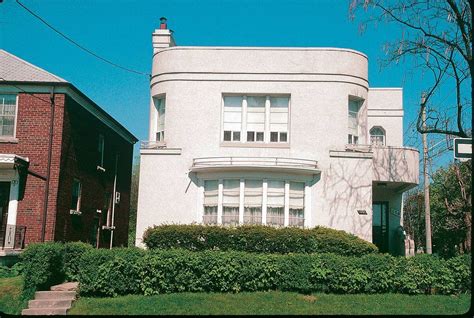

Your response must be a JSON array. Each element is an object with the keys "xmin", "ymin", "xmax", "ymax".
[
  {"xmin": 0, "ymin": 276, "xmax": 27, "ymax": 315},
  {"xmin": 68, "ymin": 291, "xmax": 472, "ymax": 315}
]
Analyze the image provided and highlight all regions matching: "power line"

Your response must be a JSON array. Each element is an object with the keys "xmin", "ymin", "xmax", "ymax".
[{"xmin": 15, "ymin": 0, "xmax": 151, "ymax": 78}]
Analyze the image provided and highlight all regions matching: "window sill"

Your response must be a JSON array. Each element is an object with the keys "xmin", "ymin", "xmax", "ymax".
[
  {"xmin": 69, "ymin": 209, "xmax": 82, "ymax": 216},
  {"xmin": 0, "ymin": 137, "xmax": 19, "ymax": 144},
  {"xmin": 220, "ymin": 142, "xmax": 290, "ymax": 149}
]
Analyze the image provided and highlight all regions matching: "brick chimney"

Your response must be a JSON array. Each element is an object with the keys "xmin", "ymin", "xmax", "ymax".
[{"xmin": 152, "ymin": 17, "xmax": 176, "ymax": 53}]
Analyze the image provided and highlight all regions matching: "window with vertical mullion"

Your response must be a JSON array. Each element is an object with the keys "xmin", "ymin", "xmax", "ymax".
[
  {"xmin": 244, "ymin": 179, "xmax": 263, "ymax": 224},
  {"xmin": 0, "ymin": 95, "xmax": 17, "ymax": 137},
  {"xmin": 269, "ymin": 97, "xmax": 289, "ymax": 143},
  {"xmin": 223, "ymin": 96, "xmax": 242, "ymax": 142},
  {"xmin": 266, "ymin": 180, "xmax": 285, "ymax": 227},
  {"xmin": 222, "ymin": 179, "xmax": 240, "ymax": 225},
  {"xmin": 203, "ymin": 180, "xmax": 218, "ymax": 224},
  {"xmin": 246, "ymin": 96, "xmax": 265, "ymax": 142},
  {"xmin": 289, "ymin": 182, "xmax": 304, "ymax": 228}
]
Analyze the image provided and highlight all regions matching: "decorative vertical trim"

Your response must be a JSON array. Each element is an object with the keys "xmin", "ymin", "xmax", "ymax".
[
  {"xmin": 304, "ymin": 182, "xmax": 311, "ymax": 228},
  {"xmin": 242, "ymin": 96, "xmax": 247, "ymax": 142},
  {"xmin": 5, "ymin": 175, "xmax": 19, "ymax": 248},
  {"xmin": 239, "ymin": 179, "xmax": 245, "ymax": 224},
  {"xmin": 264, "ymin": 96, "xmax": 270, "ymax": 143},
  {"xmin": 217, "ymin": 179, "xmax": 223, "ymax": 224},
  {"xmin": 284, "ymin": 181, "xmax": 290, "ymax": 226},
  {"xmin": 197, "ymin": 179, "xmax": 204, "ymax": 223},
  {"xmin": 262, "ymin": 179, "xmax": 268, "ymax": 225}
]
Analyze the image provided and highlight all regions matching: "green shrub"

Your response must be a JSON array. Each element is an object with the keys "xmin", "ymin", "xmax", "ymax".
[
  {"xmin": 63, "ymin": 242, "xmax": 94, "ymax": 281},
  {"xmin": 20, "ymin": 242, "xmax": 66, "ymax": 299},
  {"xmin": 73, "ymin": 248, "xmax": 470, "ymax": 297},
  {"xmin": 142, "ymin": 224, "xmax": 378, "ymax": 256}
]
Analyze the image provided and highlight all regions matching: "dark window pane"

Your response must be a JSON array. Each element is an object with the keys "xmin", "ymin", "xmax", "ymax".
[
  {"xmin": 354, "ymin": 136, "xmax": 358, "ymax": 144},
  {"xmin": 348, "ymin": 134, "xmax": 352, "ymax": 144},
  {"xmin": 224, "ymin": 131, "xmax": 232, "ymax": 141},
  {"xmin": 247, "ymin": 131, "xmax": 255, "ymax": 142},
  {"xmin": 270, "ymin": 132, "xmax": 278, "ymax": 142},
  {"xmin": 256, "ymin": 132, "xmax": 264, "ymax": 141},
  {"xmin": 233, "ymin": 131, "xmax": 240, "ymax": 141},
  {"xmin": 279, "ymin": 132, "xmax": 287, "ymax": 142}
]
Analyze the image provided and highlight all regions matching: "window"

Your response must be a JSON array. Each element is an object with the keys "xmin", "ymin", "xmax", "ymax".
[
  {"xmin": 348, "ymin": 99, "xmax": 360, "ymax": 144},
  {"xmin": 266, "ymin": 180, "xmax": 285, "ymax": 227},
  {"xmin": 289, "ymin": 182, "xmax": 304, "ymax": 228},
  {"xmin": 222, "ymin": 95, "xmax": 289, "ymax": 144},
  {"xmin": 70, "ymin": 179, "xmax": 82, "ymax": 212},
  {"xmin": 202, "ymin": 179, "xmax": 305, "ymax": 227},
  {"xmin": 0, "ymin": 95, "xmax": 17, "ymax": 137},
  {"xmin": 246, "ymin": 96, "xmax": 265, "ymax": 142},
  {"xmin": 154, "ymin": 97, "xmax": 165, "ymax": 141},
  {"xmin": 222, "ymin": 180, "xmax": 240, "ymax": 225},
  {"xmin": 98, "ymin": 134, "xmax": 105, "ymax": 167},
  {"xmin": 223, "ymin": 96, "xmax": 242, "ymax": 142},
  {"xmin": 370, "ymin": 126, "xmax": 386, "ymax": 146},
  {"xmin": 244, "ymin": 180, "xmax": 262, "ymax": 224},
  {"xmin": 203, "ymin": 180, "xmax": 218, "ymax": 224},
  {"xmin": 269, "ymin": 97, "xmax": 289, "ymax": 143}
]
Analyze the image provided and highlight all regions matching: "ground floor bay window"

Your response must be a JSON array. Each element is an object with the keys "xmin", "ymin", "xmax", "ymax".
[{"xmin": 202, "ymin": 178, "xmax": 306, "ymax": 228}]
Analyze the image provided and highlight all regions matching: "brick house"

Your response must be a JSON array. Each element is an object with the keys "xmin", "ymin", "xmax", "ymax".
[{"xmin": 0, "ymin": 50, "xmax": 137, "ymax": 255}]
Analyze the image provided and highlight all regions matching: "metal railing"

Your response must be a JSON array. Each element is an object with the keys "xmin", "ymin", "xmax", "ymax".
[
  {"xmin": 140, "ymin": 140, "xmax": 167, "ymax": 149},
  {"xmin": 0, "ymin": 225, "xmax": 26, "ymax": 250},
  {"xmin": 192, "ymin": 156, "xmax": 318, "ymax": 169}
]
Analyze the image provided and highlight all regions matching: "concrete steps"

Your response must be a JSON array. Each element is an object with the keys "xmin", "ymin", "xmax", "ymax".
[{"xmin": 21, "ymin": 282, "xmax": 78, "ymax": 316}]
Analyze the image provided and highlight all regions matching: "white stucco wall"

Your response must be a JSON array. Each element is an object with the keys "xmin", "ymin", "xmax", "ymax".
[{"xmin": 136, "ymin": 44, "xmax": 418, "ymax": 251}]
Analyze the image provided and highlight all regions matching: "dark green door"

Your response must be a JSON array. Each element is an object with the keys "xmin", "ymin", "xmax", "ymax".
[
  {"xmin": 372, "ymin": 202, "xmax": 389, "ymax": 253},
  {"xmin": 0, "ymin": 182, "xmax": 11, "ymax": 248}
]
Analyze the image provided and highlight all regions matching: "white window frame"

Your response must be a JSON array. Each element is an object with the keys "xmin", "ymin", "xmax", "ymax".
[
  {"xmin": 0, "ymin": 94, "xmax": 19, "ymax": 139},
  {"xmin": 154, "ymin": 96, "xmax": 166, "ymax": 142},
  {"xmin": 221, "ymin": 94, "xmax": 290, "ymax": 145},
  {"xmin": 348, "ymin": 98, "xmax": 362, "ymax": 145},
  {"xmin": 201, "ymin": 178, "xmax": 307, "ymax": 228},
  {"xmin": 370, "ymin": 126, "xmax": 386, "ymax": 146}
]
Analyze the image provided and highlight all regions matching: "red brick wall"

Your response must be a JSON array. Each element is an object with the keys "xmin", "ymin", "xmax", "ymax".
[
  {"xmin": 0, "ymin": 92, "xmax": 65, "ymax": 245},
  {"xmin": 0, "ymin": 91, "xmax": 134, "ymax": 248},
  {"xmin": 55, "ymin": 95, "xmax": 133, "ymax": 247}
]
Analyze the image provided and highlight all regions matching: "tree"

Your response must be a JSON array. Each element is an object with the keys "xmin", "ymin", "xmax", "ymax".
[
  {"xmin": 403, "ymin": 160, "xmax": 471, "ymax": 257},
  {"xmin": 128, "ymin": 156, "xmax": 140, "ymax": 247},
  {"xmin": 349, "ymin": 0, "xmax": 472, "ymax": 137}
]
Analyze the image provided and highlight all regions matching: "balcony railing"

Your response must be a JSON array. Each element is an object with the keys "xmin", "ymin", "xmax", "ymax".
[
  {"xmin": 0, "ymin": 225, "xmax": 26, "ymax": 250},
  {"xmin": 192, "ymin": 156, "xmax": 318, "ymax": 171},
  {"xmin": 140, "ymin": 140, "xmax": 167, "ymax": 149}
]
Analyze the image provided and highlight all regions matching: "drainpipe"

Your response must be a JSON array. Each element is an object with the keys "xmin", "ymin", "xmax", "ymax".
[
  {"xmin": 41, "ymin": 87, "xmax": 55, "ymax": 242},
  {"xmin": 109, "ymin": 154, "xmax": 119, "ymax": 249}
]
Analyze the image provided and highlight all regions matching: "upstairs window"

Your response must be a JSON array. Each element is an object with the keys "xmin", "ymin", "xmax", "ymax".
[
  {"xmin": 370, "ymin": 126, "xmax": 386, "ymax": 146},
  {"xmin": 222, "ymin": 95, "xmax": 289, "ymax": 144},
  {"xmin": 154, "ymin": 97, "xmax": 166, "ymax": 142},
  {"xmin": 70, "ymin": 179, "xmax": 82, "ymax": 212},
  {"xmin": 223, "ymin": 96, "xmax": 242, "ymax": 142},
  {"xmin": 348, "ymin": 99, "xmax": 360, "ymax": 144},
  {"xmin": 98, "ymin": 134, "xmax": 105, "ymax": 168},
  {"xmin": 0, "ymin": 94, "xmax": 17, "ymax": 137}
]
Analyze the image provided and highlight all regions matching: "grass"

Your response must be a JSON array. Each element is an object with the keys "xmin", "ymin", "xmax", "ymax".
[
  {"xmin": 68, "ymin": 291, "xmax": 472, "ymax": 315},
  {"xmin": 0, "ymin": 276, "xmax": 28, "ymax": 315}
]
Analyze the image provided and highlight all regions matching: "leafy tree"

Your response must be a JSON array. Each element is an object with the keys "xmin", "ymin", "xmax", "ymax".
[
  {"xmin": 128, "ymin": 156, "xmax": 140, "ymax": 247},
  {"xmin": 349, "ymin": 0, "xmax": 472, "ymax": 137},
  {"xmin": 403, "ymin": 160, "xmax": 471, "ymax": 257}
]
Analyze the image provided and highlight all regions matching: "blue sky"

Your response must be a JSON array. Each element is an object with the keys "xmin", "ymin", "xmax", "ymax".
[{"xmin": 0, "ymin": 0, "xmax": 466, "ymax": 170}]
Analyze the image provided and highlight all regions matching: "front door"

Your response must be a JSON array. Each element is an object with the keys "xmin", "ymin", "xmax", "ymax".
[
  {"xmin": 372, "ymin": 201, "xmax": 389, "ymax": 253},
  {"xmin": 0, "ymin": 182, "xmax": 11, "ymax": 248}
]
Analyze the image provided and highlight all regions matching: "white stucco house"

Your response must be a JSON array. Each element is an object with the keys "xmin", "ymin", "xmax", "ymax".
[{"xmin": 135, "ymin": 19, "xmax": 419, "ymax": 255}]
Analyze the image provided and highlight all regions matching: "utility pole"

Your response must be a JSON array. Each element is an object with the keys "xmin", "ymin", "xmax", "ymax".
[{"xmin": 421, "ymin": 93, "xmax": 432, "ymax": 254}]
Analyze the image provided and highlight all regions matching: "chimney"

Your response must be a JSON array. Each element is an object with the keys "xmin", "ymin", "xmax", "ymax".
[{"xmin": 152, "ymin": 17, "xmax": 176, "ymax": 54}]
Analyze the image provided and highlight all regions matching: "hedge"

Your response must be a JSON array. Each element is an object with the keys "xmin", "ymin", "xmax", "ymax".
[
  {"xmin": 142, "ymin": 225, "xmax": 378, "ymax": 256},
  {"xmin": 74, "ymin": 249, "xmax": 470, "ymax": 297}
]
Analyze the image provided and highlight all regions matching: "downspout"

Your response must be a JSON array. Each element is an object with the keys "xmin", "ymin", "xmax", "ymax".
[
  {"xmin": 41, "ymin": 87, "xmax": 55, "ymax": 242},
  {"xmin": 109, "ymin": 153, "xmax": 119, "ymax": 249}
]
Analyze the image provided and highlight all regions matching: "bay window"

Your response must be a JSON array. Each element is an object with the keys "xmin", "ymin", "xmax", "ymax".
[
  {"xmin": 243, "ymin": 180, "xmax": 263, "ymax": 224},
  {"xmin": 265, "ymin": 180, "xmax": 285, "ymax": 227},
  {"xmin": 222, "ymin": 179, "xmax": 240, "ymax": 225},
  {"xmin": 203, "ymin": 180, "xmax": 218, "ymax": 224},
  {"xmin": 222, "ymin": 94, "xmax": 289, "ymax": 144}
]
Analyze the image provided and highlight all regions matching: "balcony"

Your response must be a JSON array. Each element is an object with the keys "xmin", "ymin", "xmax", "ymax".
[
  {"xmin": 372, "ymin": 146, "xmax": 419, "ymax": 188},
  {"xmin": 190, "ymin": 157, "xmax": 320, "ymax": 175}
]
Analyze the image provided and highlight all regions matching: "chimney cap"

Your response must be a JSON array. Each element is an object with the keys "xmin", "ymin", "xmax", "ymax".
[{"xmin": 160, "ymin": 17, "xmax": 167, "ymax": 23}]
